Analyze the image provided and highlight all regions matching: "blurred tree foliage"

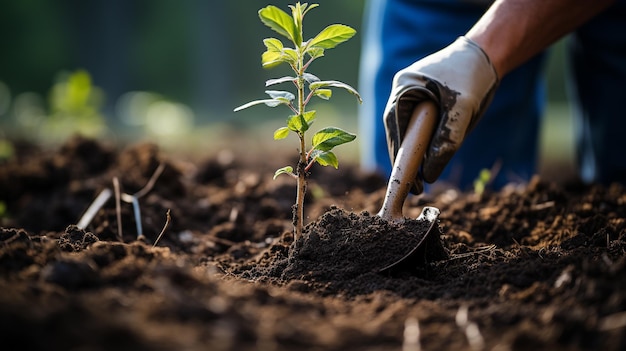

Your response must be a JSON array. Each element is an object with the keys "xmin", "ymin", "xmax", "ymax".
[{"xmin": 0, "ymin": 1, "xmax": 364, "ymax": 121}]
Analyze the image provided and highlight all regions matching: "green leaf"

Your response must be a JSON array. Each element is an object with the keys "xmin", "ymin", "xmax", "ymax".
[
  {"xmin": 309, "ymin": 80, "xmax": 362, "ymax": 103},
  {"xmin": 288, "ymin": 3, "xmax": 304, "ymax": 46},
  {"xmin": 303, "ymin": 73, "xmax": 320, "ymax": 84},
  {"xmin": 287, "ymin": 113, "xmax": 309, "ymax": 133},
  {"xmin": 262, "ymin": 50, "xmax": 284, "ymax": 68},
  {"xmin": 301, "ymin": 3, "xmax": 319, "ymax": 17},
  {"xmin": 314, "ymin": 89, "xmax": 332, "ymax": 100},
  {"xmin": 263, "ymin": 38, "xmax": 284, "ymax": 52},
  {"xmin": 311, "ymin": 150, "xmax": 339, "ymax": 169},
  {"xmin": 262, "ymin": 38, "xmax": 287, "ymax": 68},
  {"xmin": 306, "ymin": 47, "xmax": 325, "ymax": 60},
  {"xmin": 266, "ymin": 76, "xmax": 296, "ymax": 87},
  {"xmin": 273, "ymin": 166, "xmax": 294, "ymax": 179},
  {"xmin": 259, "ymin": 6, "xmax": 299, "ymax": 45},
  {"xmin": 282, "ymin": 48, "xmax": 298, "ymax": 63},
  {"xmin": 274, "ymin": 127, "xmax": 290, "ymax": 140},
  {"xmin": 303, "ymin": 110, "xmax": 316, "ymax": 123},
  {"xmin": 265, "ymin": 90, "xmax": 295, "ymax": 103},
  {"xmin": 262, "ymin": 48, "xmax": 299, "ymax": 68},
  {"xmin": 309, "ymin": 24, "xmax": 356, "ymax": 49},
  {"xmin": 312, "ymin": 127, "xmax": 356, "ymax": 151}
]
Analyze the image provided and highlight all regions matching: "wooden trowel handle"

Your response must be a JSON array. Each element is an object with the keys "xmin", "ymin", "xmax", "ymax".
[{"xmin": 377, "ymin": 101, "xmax": 438, "ymax": 221}]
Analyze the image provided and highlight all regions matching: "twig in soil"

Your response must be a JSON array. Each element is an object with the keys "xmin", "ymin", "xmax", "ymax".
[
  {"xmin": 209, "ymin": 236, "xmax": 238, "ymax": 247},
  {"xmin": 511, "ymin": 238, "xmax": 530, "ymax": 257},
  {"xmin": 0, "ymin": 231, "xmax": 31, "ymax": 247},
  {"xmin": 455, "ymin": 305, "xmax": 485, "ymax": 351},
  {"xmin": 153, "ymin": 209, "xmax": 171, "ymax": 248},
  {"xmin": 134, "ymin": 162, "xmax": 165, "ymax": 199},
  {"xmin": 598, "ymin": 311, "xmax": 626, "ymax": 331},
  {"xmin": 402, "ymin": 317, "xmax": 421, "ymax": 351},
  {"xmin": 113, "ymin": 177, "xmax": 123, "ymax": 241},
  {"xmin": 447, "ymin": 245, "xmax": 497, "ymax": 261},
  {"xmin": 76, "ymin": 188, "xmax": 112, "ymax": 230},
  {"xmin": 530, "ymin": 201, "xmax": 555, "ymax": 211}
]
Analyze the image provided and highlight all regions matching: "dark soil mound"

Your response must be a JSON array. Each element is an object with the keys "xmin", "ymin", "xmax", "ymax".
[{"xmin": 237, "ymin": 207, "xmax": 448, "ymax": 291}]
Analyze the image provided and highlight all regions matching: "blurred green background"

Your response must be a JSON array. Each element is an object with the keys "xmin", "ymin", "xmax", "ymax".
[
  {"xmin": 0, "ymin": 1, "xmax": 364, "ymax": 154},
  {"xmin": 0, "ymin": 1, "xmax": 576, "ymax": 180}
]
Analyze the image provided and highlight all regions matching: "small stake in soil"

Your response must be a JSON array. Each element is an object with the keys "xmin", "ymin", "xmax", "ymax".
[
  {"xmin": 234, "ymin": 2, "xmax": 362, "ymax": 241},
  {"xmin": 77, "ymin": 188, "xmax": 112, "ymax": 230},
  {"xmin": 403, "ymin": 317, "xmax": 422, "ymax": 351},
  {"xmin": 456, "ymin": 305, "xmax": 485, "ymax": 351},
  {"xmin": 76, "ymin": 163, "xmax": 167, "ymax": 243}
]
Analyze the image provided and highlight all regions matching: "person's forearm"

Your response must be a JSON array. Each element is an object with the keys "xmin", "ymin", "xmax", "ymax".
[{"xmin": 466, "ymin": 0, "xmax": 615, "ymax": 77}]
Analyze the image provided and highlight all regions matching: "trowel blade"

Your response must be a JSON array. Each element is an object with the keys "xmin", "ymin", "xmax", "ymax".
[{"xmin": 378, "ymin": 206, "xmax": 441, "ymax": 273}]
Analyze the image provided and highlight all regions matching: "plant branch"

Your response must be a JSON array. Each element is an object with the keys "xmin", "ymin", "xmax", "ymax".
[
  {"xmin": 304, "ymin": 158, "xmax": 316, "ymax": 173},
  {"xmin": 302, "ymin": 57, "xmax": 315, "ymax": 71},
  {"xmin": 288, "ymin": 103, "xmax": 298, "ymax": 114},
  {"xmin": 304, "ymin": 90, "xmax": 314, "ymax": 105}
]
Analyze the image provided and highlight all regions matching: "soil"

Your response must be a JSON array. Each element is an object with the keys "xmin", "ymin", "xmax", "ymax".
[{"xmin": 1, "ymin": 136, "xmax": 625, "ymax": 351}]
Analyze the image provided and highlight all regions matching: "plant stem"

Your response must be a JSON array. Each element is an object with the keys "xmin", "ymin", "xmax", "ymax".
[
  {"xmin": 294, "ymin": 135, "xmax": 306, "ymax": 241},
  {"xmin": 294, "ymin": 56, "xmax": 307, "ymax": 241}
]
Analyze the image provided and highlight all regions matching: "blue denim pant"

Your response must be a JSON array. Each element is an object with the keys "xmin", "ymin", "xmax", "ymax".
[{"xmin": 359, "ymin": 0, "xmax": 626, "ymax": 190}]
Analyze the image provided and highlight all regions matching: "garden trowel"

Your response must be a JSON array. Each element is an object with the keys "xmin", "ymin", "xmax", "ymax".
[{"xmin": 376, "ymin": 101, "xmax": 442, "ymax": 272}]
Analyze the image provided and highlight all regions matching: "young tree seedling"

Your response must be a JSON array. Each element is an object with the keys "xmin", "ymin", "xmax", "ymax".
[{"xmin": 235, "ymin": 2, "xmax": 361, "ymax": 241}]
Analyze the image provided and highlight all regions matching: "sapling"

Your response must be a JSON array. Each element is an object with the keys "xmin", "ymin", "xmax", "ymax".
[{"xmin": 235, "ymin": 2, "xmax": 361, "ymax": 241}]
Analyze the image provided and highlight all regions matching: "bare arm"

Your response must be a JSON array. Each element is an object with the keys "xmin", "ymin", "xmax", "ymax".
[{"xmin": 467, "ymin": 0, "xmax": 616, "ymax": 77}]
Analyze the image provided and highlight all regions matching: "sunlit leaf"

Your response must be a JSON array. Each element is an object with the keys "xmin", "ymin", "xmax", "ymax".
[
  {"xmin": 309, "ymin": 80, "xmax": 362, "ymax": 103},
  {"xmin": 301, "ymin": 3, "xmax": 319, "ymax": 17},
  {"xmin": 311, "ymin": 150, "xmax": 339, "ymax": 168},
  {"xmin": 262, "ymin": 38, "xmax": 287, "ymax": 68},
  {"xmin": 309, "ymin": 24, "xmax": 356, "ymax": 49},
  {"xmin": 274, "ymin": 127, "xmax": 290, "ymax": 140},
  {"xmin": 287, "ymin": 113, "xmax": 309, "ymax": 133},
  {"xmin": 259, "ymin": 6, "xmax": 298, "ymax": 45},
  {"xmin": 314, "ymin": 89, "xmax": 332, "ymax": 100},
  {"xmin": 266, "ymin": 76, "xmax": 296, "ymax": 87},
  {"xmin": 283, "ymin": 48, "xmax": 298, "ymax": 63},
  {"xmin": 273, "ymin": 166, "xmax": 294, "ymax": 179},
  {"xmin": 262, "ymin": 51, "xmax": 284, "ymax": 68},
  {"xmin": 312, "ymin": 127, "xmax": 356, "ymax": 151},
  {"xmin": 288, "ymin": 3, "xmax": 304, "ymax": 46},
  {"xmin": 303, "ymin": 110, "xmax": 316, "ymax": 123},
  {"xmin": 263, "ymin": 38, "xmax": 284, "ymax": 52},
  {"xmin": 306, "ymin": 47, "xmax": 325, "ymax": 60}
]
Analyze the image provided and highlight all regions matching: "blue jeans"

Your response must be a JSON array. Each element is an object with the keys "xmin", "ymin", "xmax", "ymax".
[{"xmin": 359, "ymin": 0, "xmax": 626, "ymax": 190}]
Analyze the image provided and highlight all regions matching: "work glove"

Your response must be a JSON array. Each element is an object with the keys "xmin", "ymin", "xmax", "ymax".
[{"xmin": 383, "ymin": 36, "xmax": 499, "ymax": 194}]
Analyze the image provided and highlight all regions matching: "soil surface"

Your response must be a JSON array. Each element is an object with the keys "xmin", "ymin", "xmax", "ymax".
[{"xmin": 1, "ymin": 136, "xmax": 625, "ymax": 350}]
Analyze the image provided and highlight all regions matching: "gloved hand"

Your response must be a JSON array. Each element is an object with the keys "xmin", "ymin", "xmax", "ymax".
[{"xmin": 383, "ymin": 36, "xmax": 499, "ymax": 194}]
